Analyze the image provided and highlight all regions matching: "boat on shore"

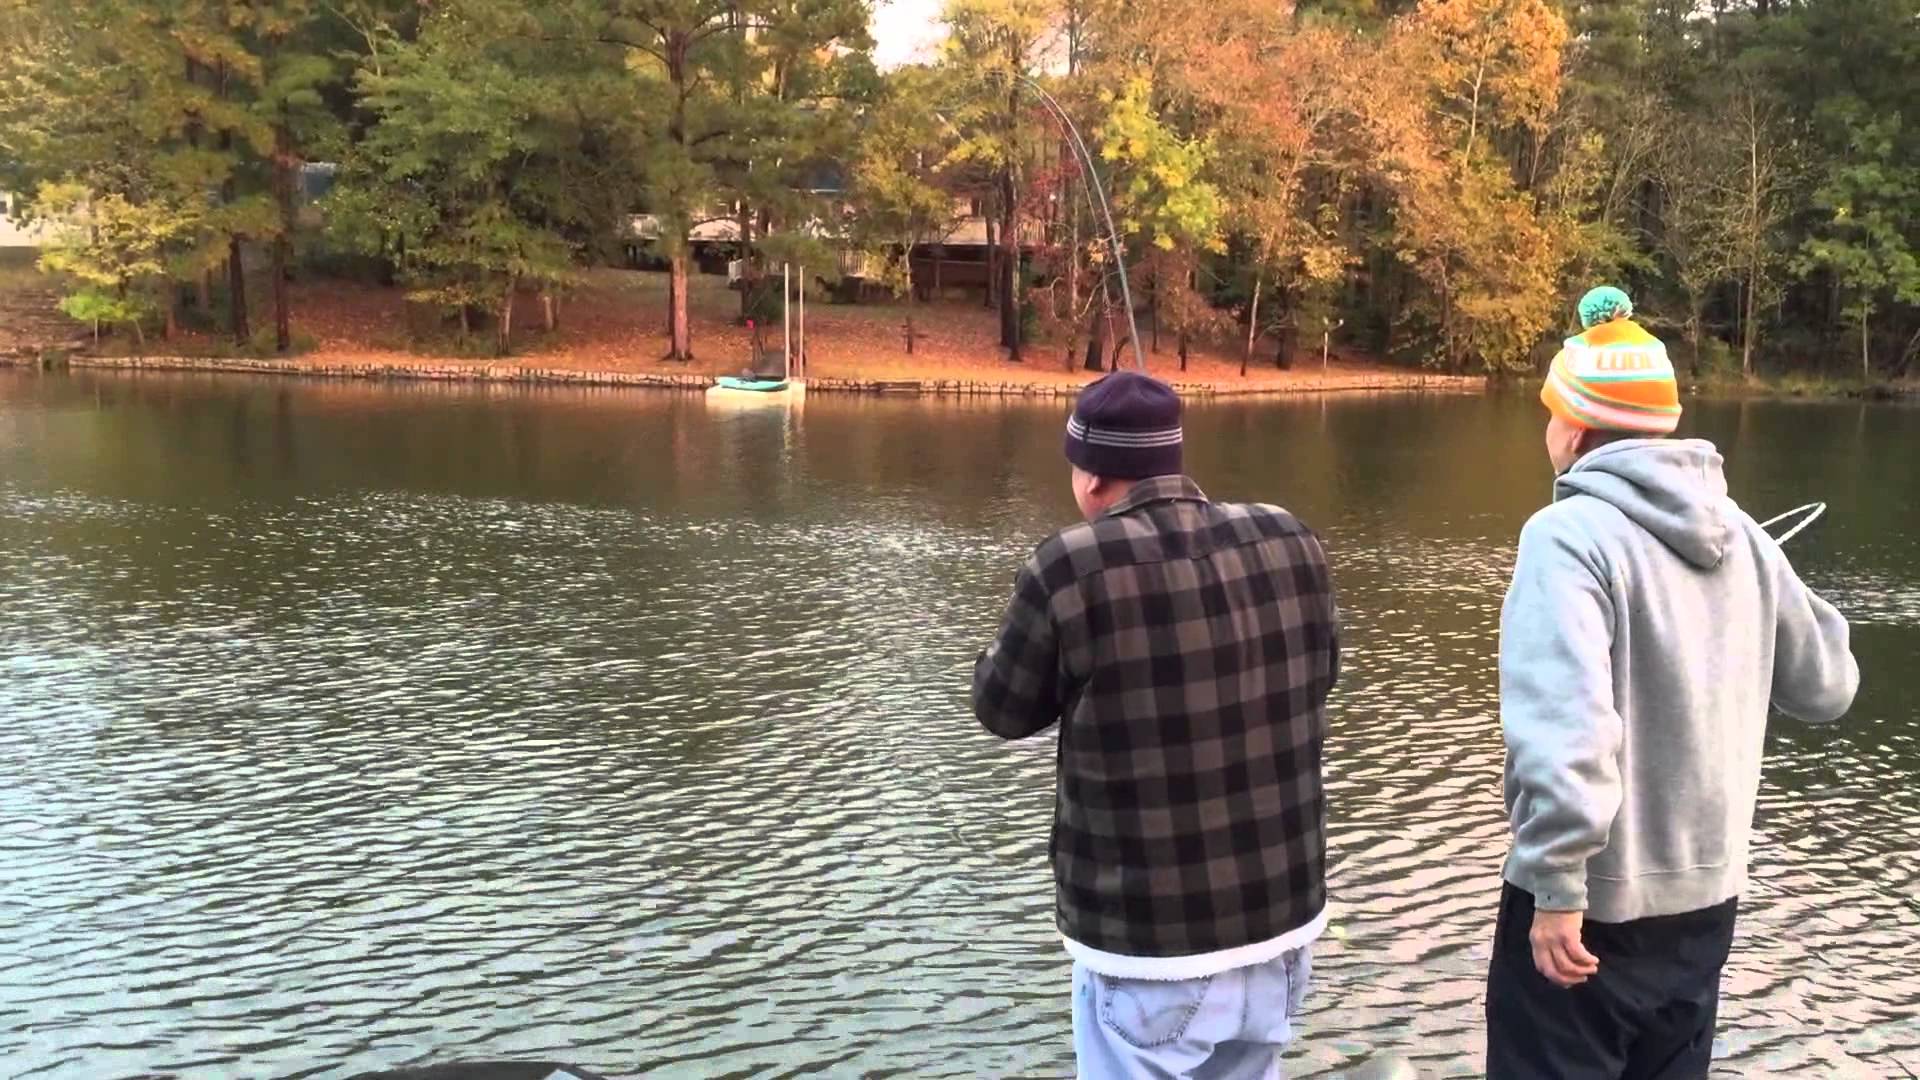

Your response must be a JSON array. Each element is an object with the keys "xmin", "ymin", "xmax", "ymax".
[
  {"xmin": 707, "ymin": 267, "xmax": 806, "ymax": 406},
  {"xmin": 708, "ymin": 373, "xmax": 805, "ymax": 400}
]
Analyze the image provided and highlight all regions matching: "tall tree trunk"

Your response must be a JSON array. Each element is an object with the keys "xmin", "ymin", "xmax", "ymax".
[
  {"xmin": 1177, "ymin": 263, "xmax": 1197, "ymax": 371},
  {"xmin": 1861, "ymin": 309, "xmax": 1871, "ymax": 382},
  {"xmin": 164, "ymin": 296, "xmax": 178, "ymax": 342},
  {"xmin": 1687, "ymin": 293, "xmax": 1705, "ymax": 374},
  {"xmin": 1741, "ymin": 270, "xmax": 1756, "ymax": 378},
  {"xmin": 185, "ymin": 57, "xmax": 210, "ymax": 318},
  {"xmin": 215, "ymin": 59, "xmax": 248, "ymax": 344},
  {"xmin": 542, "ymin": 289, "xmax": 558, "ymax": 332},
  {"xmin": 1244, "ymin": 272, "xmax": 1262, "ymax": 376},
  {"xmin": 271, "ymin": 129, "xmax": 295, "ymax": 353},
  {"xmin": 999, "ymin": 169, "xmax": 1020, "ymax": 360},
  {"xmin": 1067, "ymin": 202, "xmax": 1079, "ymax": 336},
  {"xmin": 984, "ymin": 214, "xmax": 999, "ymax": 309},
  {"xmin": 1149, "ymin": 266, "xmax": 1160, "ymax": 353},
  {"xmin": 498, "ymin": 278, "xmax": 516, "ymax": 356},
  {"xmin": 1275, "ymin": 284, "xmax": 1295, "ymax": 370},
  {"xmin": 228, "ymin": 236, "xmax": 249, "ymax": 343},
  {"xmin": 1084, "ymin": 300, "xmax": 1107, "ymax": 372},
  {"xmin": 668, "ymin": 251, "xmax": 692, "ymax": 360},
  {"xmin": 737, "ymin": 205, "xmax": 755, "ymax": 322},
  {"xmin": 664, "ymin": 44, "xmax": 695, "ymax": 362}
]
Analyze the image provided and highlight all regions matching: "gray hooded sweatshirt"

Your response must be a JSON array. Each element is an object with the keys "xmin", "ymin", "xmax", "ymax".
[{"xmin": 1500, "ymin": 438, "xmax": 1858, "ymax": 923}]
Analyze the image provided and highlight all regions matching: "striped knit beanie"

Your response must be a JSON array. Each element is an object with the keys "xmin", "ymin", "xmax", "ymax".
[
  {"xmin": 1542, "ymin": 297, "xmax": 1682, "ymax": 435},
  {"xmin": 1064, "ymin": 371, "xmax": 1183, "ymax": 479}
]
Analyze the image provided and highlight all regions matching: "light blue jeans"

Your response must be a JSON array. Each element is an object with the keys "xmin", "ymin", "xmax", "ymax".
[{"xmin": 1071, "ymin": 947, "xmax": 1313, "ymax": 1080}]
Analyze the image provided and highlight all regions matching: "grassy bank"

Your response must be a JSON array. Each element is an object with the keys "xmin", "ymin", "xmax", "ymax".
[{"xmin": 1685, "ymin": 371, "xmax": 1918, "ymax": 401}]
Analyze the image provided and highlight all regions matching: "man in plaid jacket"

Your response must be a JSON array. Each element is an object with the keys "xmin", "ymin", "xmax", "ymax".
[{"xmin": 973, "ymin": 370, "xmax": 1340, "ymax": 1079}]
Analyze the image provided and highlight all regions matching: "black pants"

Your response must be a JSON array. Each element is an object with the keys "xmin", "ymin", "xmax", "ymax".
[{"xmin": 1486, "ymin": 884, "xmax": 1738, "ymax": 1080}]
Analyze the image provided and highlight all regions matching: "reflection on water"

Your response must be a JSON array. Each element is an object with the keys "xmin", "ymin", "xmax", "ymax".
[{"xmin": 0, "ymin": 372, "xmax": 1915, "ymax": 1078}]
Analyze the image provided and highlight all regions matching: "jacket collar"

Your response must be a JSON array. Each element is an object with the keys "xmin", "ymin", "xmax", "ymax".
[{"xmin": 1103, "ymin": 474, "xmax": 1208, "ymax": 518}]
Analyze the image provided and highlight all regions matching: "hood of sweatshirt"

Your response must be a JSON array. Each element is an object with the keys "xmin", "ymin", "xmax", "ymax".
[{"xmin": 1555, "ymin": 438, "xmax": 1732, "ymax": 570}]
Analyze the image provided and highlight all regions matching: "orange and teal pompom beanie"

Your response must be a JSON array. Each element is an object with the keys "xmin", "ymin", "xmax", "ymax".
[{"xmin": 1542, "ymin": 287, "xmax": 1682, "ymax": 435}]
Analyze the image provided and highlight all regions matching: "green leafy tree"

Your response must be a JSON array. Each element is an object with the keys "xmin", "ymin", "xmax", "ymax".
[
  {"xmin": 942, "ymin": 0, "xmax": 1053, "ymax": 362},
  {"xmin": 586, "ymin": 0, "xmax": 872, "ymax": 361},
  {"xmin": 36, "ymin": 181, "xmax": 207, "ymax": 349},
  {"xmin": 1, "ymin": 0, "xmax": 362, "ymax": 350},
  {"xmin": 1797, "ymin": 116, "xmax": 1920, "ymax": 380},
  {"xmin": 329, "ymin": 1, "xmax": 630, "ymax": 354}
]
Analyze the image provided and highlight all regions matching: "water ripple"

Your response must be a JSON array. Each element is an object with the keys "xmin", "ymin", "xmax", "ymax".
[{"xmin": 0, "ymin": 376, "xmax": 1913, "ymax": 1079}]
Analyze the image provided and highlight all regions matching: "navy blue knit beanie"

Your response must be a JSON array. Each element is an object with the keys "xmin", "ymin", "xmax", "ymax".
[{"xmin": 1063, "ymin": 371, "xmax": 1183, "ymax": 479}]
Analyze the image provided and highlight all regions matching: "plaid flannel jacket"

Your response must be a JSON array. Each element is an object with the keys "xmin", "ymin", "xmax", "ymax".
[{"xmin": 973, "ymin": 475, "xmax": 1339, "ymax": 958}]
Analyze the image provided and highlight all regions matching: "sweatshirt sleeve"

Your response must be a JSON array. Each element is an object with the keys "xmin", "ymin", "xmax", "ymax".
[
  {"xmin": 1499, "ymin": 515, "xmax": 1625, "ymax": 913},
  {"xmin": 1769, "ymin": 549, "xmax": 1859, "ymax": 724},
  {"xmin": 972, "ymin": 556, "xmax": 1064, "ymax": 740}
]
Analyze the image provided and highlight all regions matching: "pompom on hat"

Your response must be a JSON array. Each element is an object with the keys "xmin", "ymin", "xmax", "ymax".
[
  {"xmin": 1543, "ymin": 287, "xmax": 1682, "ymax": 435},
  {"xmin": 1063, "ymin": 370, "xmax": 1184, "ymax": 479},
  {"xmin": 1577, "ymin": 285, "xmax": 1634, "ymax": 330}
]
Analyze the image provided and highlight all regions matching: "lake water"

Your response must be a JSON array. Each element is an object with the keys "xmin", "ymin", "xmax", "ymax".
[{"xmin": 0, "ymin": 372, "xmax": 1915, "ymax": 1079}]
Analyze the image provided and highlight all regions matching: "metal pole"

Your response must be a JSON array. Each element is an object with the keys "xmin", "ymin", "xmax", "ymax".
[
  {"xmin": 783, "ymin": 263, "xmax": 791, "ymax": 379},
  {"xmin": 798, "ymin": 265, "xmax": 806, "ymax": 379}
]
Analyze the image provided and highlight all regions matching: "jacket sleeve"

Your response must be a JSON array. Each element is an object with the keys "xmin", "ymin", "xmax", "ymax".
[
  {"xmin": 1499, "ymin": 516, "xmax": 1624, "ymax": 913},
  {"xmin": 1769, "ymin": 549, "xmax": 1859, "ymax": 724},
  {"xmin": 1310, "ymin": 531, "xmax": 1341, "ymax": 700},
  {"xmin": 972, "ymin": 556, "xmax": 1064, "ymax": 740}
]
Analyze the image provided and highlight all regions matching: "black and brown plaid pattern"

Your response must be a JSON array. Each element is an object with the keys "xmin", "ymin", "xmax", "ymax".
[{"xmin": 973, "ymin": 475, "xmax": 1339, "ymax": 958}]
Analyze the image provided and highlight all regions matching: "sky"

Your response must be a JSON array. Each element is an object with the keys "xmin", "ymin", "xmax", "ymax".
[{"xmin": 870, "ymin": 0, "xmax": 947, "ymax": 69}]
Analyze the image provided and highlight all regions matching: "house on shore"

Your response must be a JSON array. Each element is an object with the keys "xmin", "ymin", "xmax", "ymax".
[
  {"xmin": 625, "ymin": 191, "xmax": 1042, "ymax": 303},
  {"xmin": 1, "ymin": 191, "xmax": 49, "ymax": 248}
]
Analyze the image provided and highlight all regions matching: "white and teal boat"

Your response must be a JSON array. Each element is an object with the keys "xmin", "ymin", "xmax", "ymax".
[
  {"xmin": 711, "ymin": 375, "xmax": 793, "ymax": 393},
  {"xmin": 708, "ymin": 264, "xmax": 808, "ymax": 405}
]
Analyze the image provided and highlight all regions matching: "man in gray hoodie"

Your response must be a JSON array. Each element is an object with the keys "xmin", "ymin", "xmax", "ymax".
[{"xmin": 1487, "ymin": 287, "xmax": 1860, "ymax": 1079}]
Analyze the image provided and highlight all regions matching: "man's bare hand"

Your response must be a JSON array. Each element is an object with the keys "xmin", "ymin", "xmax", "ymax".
[{"xmin": 1531, "ymin": 909, "xmax": 1600, "ymax": 988}]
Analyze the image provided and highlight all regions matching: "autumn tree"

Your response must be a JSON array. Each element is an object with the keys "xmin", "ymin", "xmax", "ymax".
[
  {"xmin": 1096, "ymin": 78, "xmax": 1225, "ymax": 371},
  {"xmin": 1360, "ymin": 0, "xmax": 1571, "ymax": 372},
  {"xmin": 943, "ymin": 0, "xmax": 1055, "ymax": 362}
]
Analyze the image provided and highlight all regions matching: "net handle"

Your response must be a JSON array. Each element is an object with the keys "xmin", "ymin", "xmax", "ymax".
[{"xmin": 1758, "ymin": 502, "xmax": 1826, "ymax": 545}]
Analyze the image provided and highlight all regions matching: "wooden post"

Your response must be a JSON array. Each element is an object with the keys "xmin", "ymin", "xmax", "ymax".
[{"xmin": 798, "ymin": 264, "xmax": 806, "ymax": 379}]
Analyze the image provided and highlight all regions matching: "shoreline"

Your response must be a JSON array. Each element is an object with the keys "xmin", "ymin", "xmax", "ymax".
[{"xmin": 1, "ymin": 352, "xmax": 1486, "ymax": 398}]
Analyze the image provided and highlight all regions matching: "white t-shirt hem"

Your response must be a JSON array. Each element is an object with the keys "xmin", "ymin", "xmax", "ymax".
[{"xmin": 1062, "ymin": 905, "xmax": 1329, "ymax": 980}]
